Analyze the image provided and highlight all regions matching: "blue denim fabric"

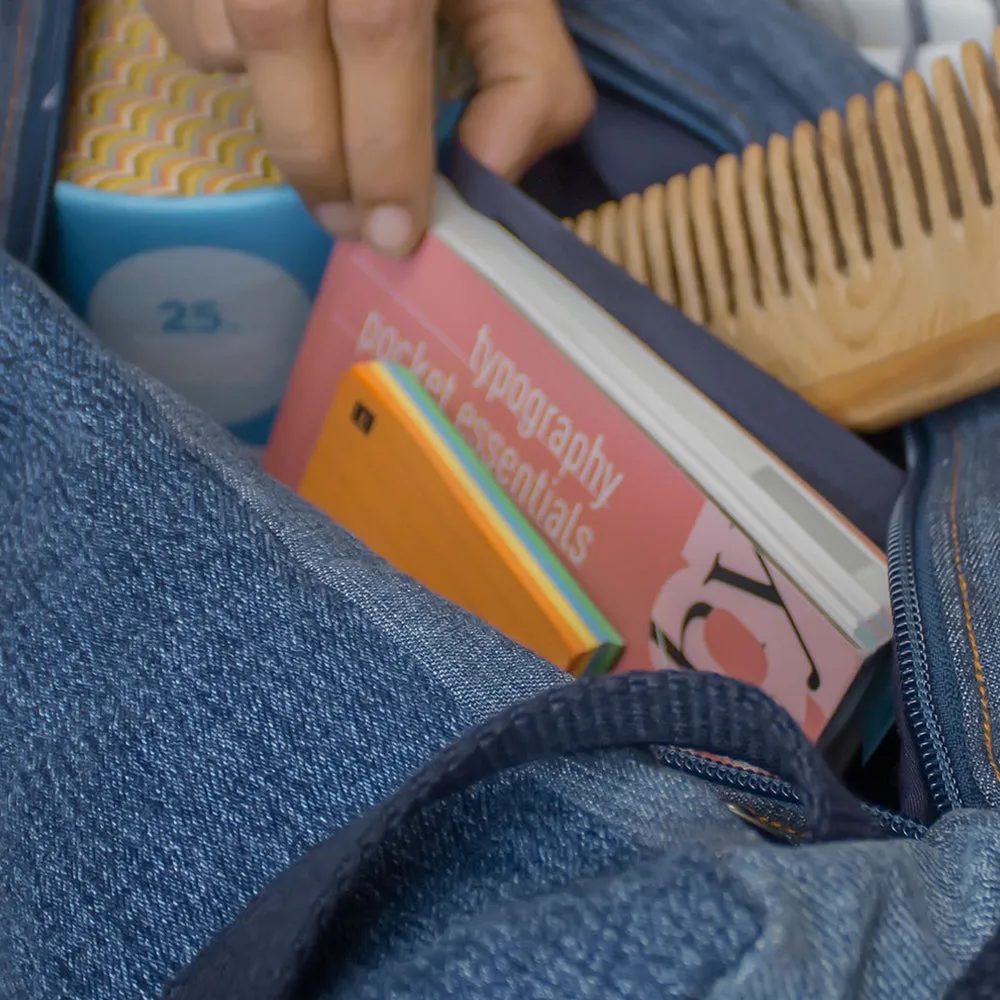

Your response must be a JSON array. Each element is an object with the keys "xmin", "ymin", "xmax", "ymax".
[
  {"xmin": 893, "ymin": 395, "xmax": 1000, "ymax": 817},
  {"xmin": 1, "ymin": 250, "xmax": 1000, "ymax": 999},
  {"xmin": 560, "ymin": 0, "xmax": 889, "ymax": 154}
]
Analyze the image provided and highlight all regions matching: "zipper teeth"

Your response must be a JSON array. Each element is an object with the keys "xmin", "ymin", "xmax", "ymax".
[
  {"xmin": 658, "ymin": 747, "xmax": 797, "ymax": 801},
  {"xmin": 887, "ymin": 435, "xmax": 957, "ymax": 815},
  {"xmin": 657, "ymin": 433, "xmax": 955, "ymax": 841},
  {"xmin": 658, "ymin": 748, "xmax": 925, "ymax": 839}
]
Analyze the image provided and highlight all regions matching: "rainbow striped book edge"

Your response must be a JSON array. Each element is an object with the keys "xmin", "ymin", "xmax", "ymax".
[{"xmin": 380, "ymin": 362, "xmax": 624, "ymax": 676}]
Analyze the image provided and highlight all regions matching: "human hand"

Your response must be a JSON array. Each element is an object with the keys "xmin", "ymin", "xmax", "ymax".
[{"xmin": 146, "ymin": 0, "xmax": 595, "ymax": 256}]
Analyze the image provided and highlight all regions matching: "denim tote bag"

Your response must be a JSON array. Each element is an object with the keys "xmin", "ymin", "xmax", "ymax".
[
  {"xmin": 0, "ymin": 232, "xmax": 999, "ymax": 1000},
  {"xmin": 159, "ymin": 166, "xmax": 1000, "ymax": 1000},
  {"xmin": 3, "ymin": 4, "xmax": 1000, "ymax": 998}
]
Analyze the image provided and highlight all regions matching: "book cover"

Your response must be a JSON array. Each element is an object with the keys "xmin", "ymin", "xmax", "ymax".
[
  {"xmin": 298, "ymin": 360, "xmax": 623, "ymax": 676},
  {"xmin": 268, "ymin": 237, "xmax": 876, "ymax": 742}
]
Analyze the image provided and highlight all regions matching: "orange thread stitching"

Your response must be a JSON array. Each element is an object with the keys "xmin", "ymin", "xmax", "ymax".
[
  {"xmin": 949, "ymin": 428, "xmax": 1000, "ymax": 788},
  {"xmin": 729, "ymin": 805, "xmax": 804, "ymax": 839}
]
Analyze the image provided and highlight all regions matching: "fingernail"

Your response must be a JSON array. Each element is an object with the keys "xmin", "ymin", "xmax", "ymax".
[
  {"xmin": 315, "ymin": 201, "xmax": 361, "ymax": 237},
  {"xmin": 364, "ymin": 205, "xmax": 414, "ymax": 257}
]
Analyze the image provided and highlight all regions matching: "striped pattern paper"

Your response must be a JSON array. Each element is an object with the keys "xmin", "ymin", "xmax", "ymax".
[{"xmin": 60, "ymin": 0, "xmax": 278, "ymax": 195}]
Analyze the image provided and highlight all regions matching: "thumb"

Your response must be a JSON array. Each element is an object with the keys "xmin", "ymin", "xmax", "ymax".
[{"xmin": 448, "ymin": 0, "xmax": 594, "ymax": 181}]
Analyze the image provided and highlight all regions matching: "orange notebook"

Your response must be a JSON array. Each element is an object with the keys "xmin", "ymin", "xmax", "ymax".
[{"xmin": 298, "ymin": 361, "xmax": 623, "ymax": 675}]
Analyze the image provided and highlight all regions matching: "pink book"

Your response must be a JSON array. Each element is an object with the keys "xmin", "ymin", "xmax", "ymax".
[{"xmin": 267, "ymin": 181, "xmax": 892, "ymax": 746}]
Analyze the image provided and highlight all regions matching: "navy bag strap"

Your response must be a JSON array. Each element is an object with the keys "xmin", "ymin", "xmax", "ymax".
[
  {"xmin": 948, "ymin": 935, "xmax": 1000, "ymax": 1000},
  {"xmin": 163, "ymin": 671, "xmax": 882, "ymax": 1000}
]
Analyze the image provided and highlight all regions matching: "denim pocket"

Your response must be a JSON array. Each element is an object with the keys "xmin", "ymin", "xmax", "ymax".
[{"xmin": 891, "ymin": 394, "xmax": 1000, "ymax": 819}]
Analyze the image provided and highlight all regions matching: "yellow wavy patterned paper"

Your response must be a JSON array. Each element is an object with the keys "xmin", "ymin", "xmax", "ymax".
[
  {"xmin": 60, "ymin": 0, "xmax": 474, "ymax": 196},
  {"xmin": 60, "ymin": 0, "xmax": 279, "ymax": 195}
]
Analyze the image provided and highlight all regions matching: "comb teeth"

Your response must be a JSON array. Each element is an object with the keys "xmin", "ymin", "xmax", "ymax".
[
  {"xmin": 565, "ymin": 29, "xmax": 1000, "ymax": 421},
  {"xmin": 568, "ymin": 35, "xmax": 1000, "ymax": 317}
]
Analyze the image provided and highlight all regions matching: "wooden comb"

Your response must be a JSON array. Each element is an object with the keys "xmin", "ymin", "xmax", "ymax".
[{"xmin": 566, "ymin": 32, "xmax": 1000, "ymax": 430}]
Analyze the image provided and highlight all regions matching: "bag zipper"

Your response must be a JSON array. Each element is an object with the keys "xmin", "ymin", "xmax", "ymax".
[
  {"xmin": 656, "ymin": 746, "xmax": 924, "ymax": 839},
  {"xmin": 886, "ymin": 425, "xmax": 962, "ymax": 816},
  {"xmin": 667, "ymin": 420, "xmax": 962, "ymax": 834}
]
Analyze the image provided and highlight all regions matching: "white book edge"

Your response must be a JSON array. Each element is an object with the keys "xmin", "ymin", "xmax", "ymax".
[{"xmin": 430, "ymin": 176, "xmax": 892, "ymax": 653}]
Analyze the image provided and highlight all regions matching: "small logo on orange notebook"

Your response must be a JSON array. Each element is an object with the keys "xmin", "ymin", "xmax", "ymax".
[{"xmin": 351, "ymin": 402, "xmax": 376, "ymax": 435}]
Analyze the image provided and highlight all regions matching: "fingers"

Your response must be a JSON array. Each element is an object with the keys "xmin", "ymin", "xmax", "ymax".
[
  {"xmin": 329, "ymin": 0, "xmax": 437, "ymax": 256},
  {"xmin": 447, "ymin": 0, "xmax": 595, "ymax": 180},
  {"xmin": 148, "ymin": 0, "xmax": 594, "ymax": 257},
  {"xmin": 225, "ymin": 0, "xmax": 352, "ymax": 223}
]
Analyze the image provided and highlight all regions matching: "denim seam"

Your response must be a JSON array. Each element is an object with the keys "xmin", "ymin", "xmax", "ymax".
[
  {"xmin": 948, "ymin": 426, "xmax": 1000, "ymax": 791},
  {"xmin": 0, "ymin": 1, "xmax": 31, "ymax": 192}
]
